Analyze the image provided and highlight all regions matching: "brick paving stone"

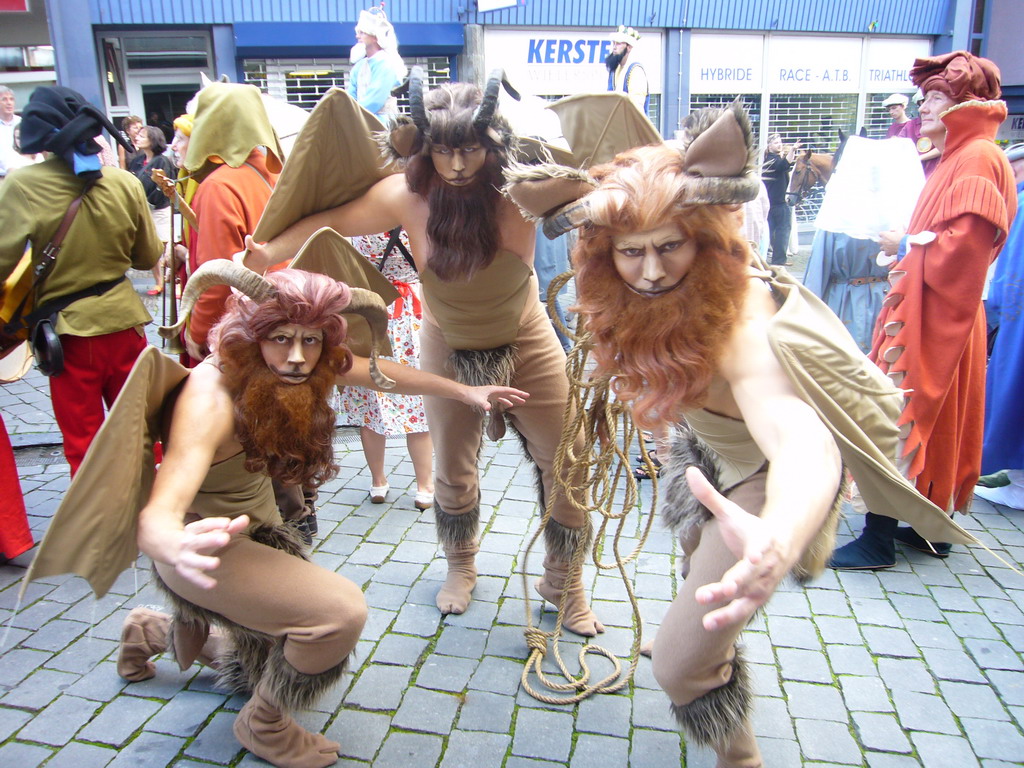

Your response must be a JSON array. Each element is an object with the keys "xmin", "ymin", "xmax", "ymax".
[
  {"xmin": 961, "ymin": 717, "xmax": 1024, "ymax": 762},
  {"xmin": 752, "ymin": 695, "xmax": 794, "ymax": 739},
  {"xmin": 836, "ymin": 571, "xmax": 886, "ymax": 599},
  {"xmin": 391, "ymin": 602, "xmax": 440, "ymax": 636},
  {"xmin": 986, "ymin": 669, "xmax": 1024, "ymax": 706},
  {"xmin": 777, "ymin": 647, "xmax": 832, "ymax": 683},
  {"xmin": 347, "ymin": 664, "xmax": 413, "ymax": 711},
  {"xmin": 569, "ymin": 733, "xmax": 631, "ymax": 768},
  {"xmin": 930, "ymin": 586, "xmax": 980, "ymax": 612},
  {"xmin": 742, "ymin": 630, "xmax": 774, "ymax": 664},
  {"xmin": 441, "ymin": 730, "xmax": 511, "ymax": 768},
  {"xmin": 877, "ymin": 657, "xmax": 935, "ymax": 694},
  {"xmin": 889, "ymin": 592, "xmax": 945, "ymax": 622},
  {"xmin": 0, "ymin": 742, "xmax": 52, "ymax": 767},
  {"xmin": 851, "ymin": 711, "xmax": 911, "ymax": 753},
  {"xmin": 469, "ymin": 656, "xmax": 525, "ymax": 697},
  {"xmin": 938, "ymin": 680, "xmax": 1011, "ymax": 720},
  {"xmin": 838, "ymin": 673, "xmax": 895, "ymax": 712},
  {"xmin": 393, "ymin": 686, "xmax": 462, "ymax": 736},
  {"xmin": 864, "ymin": 752, "xmax": 922, "ymax": 767},
  {"xmin": 877, "ymin": 570, "xmax": 930, "ymax": 596},
  {"xmin": 17, "ymin": 693, "xmax": 101, "ymax": 746},
  {"xmin": 511, "ymin": 706, "xmax": 574, "ymax": 762},
  {"xmin": 627, "ymin": 728, "xmax": 683, "ymax": 767},
  {"xmin": 964, "ymin": 636, "xmax": 1024, "ymax": 671},
  {"xmin": 749, "ymin": 661, "xmax": 783, "ymax": 697},
  {"xmin": 505, "ymin": 758, "xmax": 564, "ymax": 768},
  {"xmin": 767, "ymin": 615, "xmax": 821, "ymax": 650},
  {"xmin": 45, "ymin": 635, "xmax": 117, "ymax": 674},
  {"xmin": 947, "ymin": 610, "xmax": 1003, "ymax": 640},
  {"xmin": 902, "ymin": 617, "xmax": 960, "ymax": 650},
  {"xmin": 960, "ymin": 575, "xmax": 1009, "ymax": 600},
  {"xmin": 456, "ymin": 689, "xmax": 515, "ymax": 733},
  {"xmin": 49, "ymin": 741, "xmax": 117, "ymax": 767},
  {"xmin": 807, "ymin": 588, "xmax": 852, "ymax": 617},
  {"xmin": 850, "ymin": 597, "xmax": 903, "ymax": 627},
  {"xmin": 576, "ymin": 692, "xmax": 632, "ymax": 738},
  {"xmin": 978, "ymin": 597, "xmax": 1024, "ymax": 626},
  {"xmin": 826, "ymin": 643, "xmax": 877, "ymax": 676},
  {"xmin": 146, "ymin": 690, "xmax": 228, "ymax": 737},
  {"xmin": 890, "ymin": 689, "xmax": 959, "ymax": 734},
  {"xmin": 444, "ymin": 599, "xmax": 500, "ymax": 631},
  {"xmin": 785, "ymin": 681, "xmax": 848, "ymax": 721},
  {"xmin": 22, "ymin": 618, "xmax": 90, "ymax": 651},
  {"xmin": 415, "ymin": 654, "xmax": 478, "ymax": 693},
  {"xmin": 363, "ymin": 581, "xmax": 412, "ymax": 610},
  {"xmin": 794, "ymin": 718, "xmax": 861, "ymax": 763},
  {"xmin": 79, "ymin": 694, "xmax": 162, "ymax": 746},
  {"xmin": 631, "ymin": 686, "xmax": 679, "ymax": 732},
  {"xmin": 371, "ymin": 633, "xmax": 430, "ymax": 666},
  {"xmin": 0, "ymin": 667, "xmax": 78, "ymax": 709},
  {"xmin": 327, "ymin": 709, "xmax": 391, "ymax": 761},
  {"xmin": 815, "ymin": 616, "xmax": 862, "ymax": 645},
  {"xmin": 920, "ymin": 646, "xmax": 987, "ymax": 683},
  {"xmin": 181, "ymin": 710, "xmax": 240, "ymax": 763},
  {"xmin": 0, "ymin": 705, "xmax": 32, "ymax": 741},
  {"xmin": 376, "ymin": 731, "xmax": 444, "ymax": 768},
  {"xmin": 910, "ymin": 731, "xmax": 981, "ymax": 768},
  {"xmin": 861, "ymin": 625, "xmax": 920, "ymax": 658},
  {"xmin": 0, "ymin": 647, "xmax": 49, "ymax": 687}
]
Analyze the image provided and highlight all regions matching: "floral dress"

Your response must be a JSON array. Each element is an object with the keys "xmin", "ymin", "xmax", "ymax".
[{"xmin": 336, "ymin": 230, "xmax": 429, "ymax": 436}]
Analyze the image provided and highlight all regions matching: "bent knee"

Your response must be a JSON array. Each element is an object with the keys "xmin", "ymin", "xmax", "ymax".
[{"xmin": 652, "ymin": 650, "xmax": 735, "ymax": 707}]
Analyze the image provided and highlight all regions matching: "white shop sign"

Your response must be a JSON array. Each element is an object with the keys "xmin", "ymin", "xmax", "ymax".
[
  {"xmin": 997, "ymin": 114, "xmax": 1024, "ymax": 142},
  {"xmin": 690, "ymin": 34, "xmax": 931, "ymax": 94},
  {"xmin": 483, "ymin": 28, "xmax": 664, "ymax": 98}
]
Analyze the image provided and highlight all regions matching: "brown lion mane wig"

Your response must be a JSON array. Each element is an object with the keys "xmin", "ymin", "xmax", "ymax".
[
  {"xmin": 210, "ymin": 270, "xmax": 355, "ymax": 487},
  {"xmin": 405, "ymin": 82, "xmax": 516, "ymax": 282},
  {"xmin": 573, "ymin": 145, "xmax": 752, "ymax": 429}
]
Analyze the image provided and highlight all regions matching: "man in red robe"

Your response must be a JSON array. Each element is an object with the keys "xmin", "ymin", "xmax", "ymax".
[{"xmin": 831, "ymin": 51, "xmax": 1017, "ymax": 569}]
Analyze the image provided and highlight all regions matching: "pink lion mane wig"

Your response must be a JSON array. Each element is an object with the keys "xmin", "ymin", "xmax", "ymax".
[
  {"xmin": 210, "ymin": 270, "xmax": 355, "ymax": 487},
  {"xmin": 573, "ymin": 145, "xmax": 752, "ymax": 429}
]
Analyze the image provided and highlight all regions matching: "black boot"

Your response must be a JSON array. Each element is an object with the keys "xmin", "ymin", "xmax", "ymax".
[
  {"xmin": 829, "ymin": 512, "xmax": 897, "ymax": 570},
  {"xmin": 894, "ymin": 526, "xmax": 951, "ymax": 558}
]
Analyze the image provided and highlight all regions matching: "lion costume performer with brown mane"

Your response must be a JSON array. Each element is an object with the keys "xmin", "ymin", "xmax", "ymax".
[
  {"xmin": 22, "ymin": 237, "xmax": 527, "ymax": 768},
  {"xmin": 504, "ymin": 96, "xmax": 984, "ymax": 767},
  {"xmin": 244, "ymin": 69, "xmax": 603, "ymax": 636}
]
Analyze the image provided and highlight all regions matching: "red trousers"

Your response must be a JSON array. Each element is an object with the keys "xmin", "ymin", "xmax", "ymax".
[
  {"xmin": 0, "ymin": 413, "xmax": 33, "ymax": 560},
  {"xmin": 49, "ymin": 329, "xmax": 147, "ymax": 476}
]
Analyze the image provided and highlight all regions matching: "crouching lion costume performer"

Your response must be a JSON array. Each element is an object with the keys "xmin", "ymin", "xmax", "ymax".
[
  {"xmin": 504, "ymin": 96, "xmax": 986, "ymax": 767},
  {"xmin": 22, "ymin": 232, "xmax": 526, "ymax": 768}
]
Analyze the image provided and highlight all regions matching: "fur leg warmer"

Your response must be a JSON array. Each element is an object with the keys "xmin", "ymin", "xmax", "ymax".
[
  {"xmin": 669, "ymin": 646, "xmax": 753, "ymax": 749},
  {"xmin": 449, "ymin": 346, "xmax": 518, "ymax": 442}
]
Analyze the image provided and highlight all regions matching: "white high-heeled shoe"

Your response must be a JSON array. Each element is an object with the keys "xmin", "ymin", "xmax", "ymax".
[{"xmin": 370, "ymin": 483, "xmax": 389, "ymax": 504}]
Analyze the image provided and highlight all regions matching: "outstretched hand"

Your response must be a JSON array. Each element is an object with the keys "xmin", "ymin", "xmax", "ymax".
[
  {"xmin": 686, "ymin": 467, "xmax": 791, "ymax": 632},
  {"xmin": 174, "ymin": 515, "xmax": 250, "ymax": 590},
  {"xmin": 465, "ymin": 385, "xmax": 529, "ymax": 412},
  {"xmin": 241, "ymin": 234, "xmax": 272, "ymax": 274}
]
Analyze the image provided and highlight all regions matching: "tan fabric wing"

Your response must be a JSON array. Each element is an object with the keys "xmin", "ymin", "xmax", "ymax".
[
  {"xmin": 289, "ymin": 227, "xmax": 400, "ymax": 358},
  {"xmin": 515, "ymin": 136, "xmax": 577, "ymax": 167},
  {"xmin": 21, "ymin": 347, "xmax": 189, "ymax": 598},
  {"xmin": 548, "ymin": 92, "xmax": 662, "ymax": 168},
  {"xmin": 765, "ymin": 269, "xmax": 978, "ymax": 547},
  {"xmin": 252, "ymin": 88, "xmax": 400, "ymax": 247}
]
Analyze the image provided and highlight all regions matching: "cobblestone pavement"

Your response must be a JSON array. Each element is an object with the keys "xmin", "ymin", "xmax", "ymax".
[{"xmin": 2, "ymin": 280, "xmax": 1023, "ymax": 767}]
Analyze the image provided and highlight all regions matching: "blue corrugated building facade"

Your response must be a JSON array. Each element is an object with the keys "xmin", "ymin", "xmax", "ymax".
[{"xmin": 36, "ymin": 0, "xmax": 1022, "ymax": 154}]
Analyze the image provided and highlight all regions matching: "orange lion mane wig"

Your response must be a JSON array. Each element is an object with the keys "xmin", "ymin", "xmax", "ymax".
[
  {"xmin": 573, "ymin": 145, "xmax": 752, "ymax": 429},
  {"xmin": 210, "ymin": 270, "xmax": 355, "ymax": 487}
]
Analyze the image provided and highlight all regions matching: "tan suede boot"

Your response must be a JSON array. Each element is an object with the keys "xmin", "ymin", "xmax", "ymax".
[
  {"xmin": 233, "ymin": 679, "xmax": 341, "ymax": 768},
  {"xmin": 117, "ymin": 607, "xmax": 171, "ymax": 682},
  {"xmin": 713, "ymin": 719, "xmax": 763, "ymax": 768},
  {"xmin": 535, "ymin": 554, "xmax": 605, "ymax": 637},
  {"xmin": 435, "ymin": 540, "xmax": 479, "ymax": 615}
]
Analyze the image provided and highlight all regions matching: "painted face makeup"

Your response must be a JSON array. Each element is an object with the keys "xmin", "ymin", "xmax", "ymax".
[
  {"xmin": 611, "ymin": 223, "xmax": 696, "ymax": 298},
  {"xmin": 430, "ymin": 143, "xmax": 488, "ymax": 187},
  {"xmin": 259, "ymin": 324, "xmax": 325, "ymax": 384}
]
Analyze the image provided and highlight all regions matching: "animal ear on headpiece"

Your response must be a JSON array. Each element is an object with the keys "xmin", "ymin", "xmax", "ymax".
[
  {"xmin": 158, "ymin": 258, "xmax": 275, "ymax": 342},
  {"xmin": 674, "ymin": 99, "xmax": 760, "ymax": 205}
]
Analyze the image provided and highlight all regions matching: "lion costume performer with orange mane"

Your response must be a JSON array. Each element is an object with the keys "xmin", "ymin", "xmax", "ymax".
[
  {"xmin": 505, "ymin": 96, "xmax": 984, "ymax": 767},
  {"xmin": 22, "ymin": 241, "xmax": 527, "ymax": 768}
]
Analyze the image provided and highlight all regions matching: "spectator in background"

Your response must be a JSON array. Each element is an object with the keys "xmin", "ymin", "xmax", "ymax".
[
  {"xmin": 831, "ymin": 51, "xmax": 1016, "ymax": 569},
  {"xmin": 0, "ymin": 86, "xmax": 39, "ymax": 178},
  {"xmin": 0, "ymin": 87, "xmax": 162, "ymax": 475},
  {"xmin": 117, "ymin": 114, "xmax": 142, "ymax": 170},
  {"xmin": 974, "ymin": 143, "xmax": 1024, "ymax": 510},
  {"xmin": 740, "ymin": 180, "xmax": 770, "ymax": 260},
  {"xmin": 896, "ymin": 91, "xmax": 941, "ymax": 178},
  {"xmin": 762, "ymin": 133, "xmax": 801, "ymax": 266},
  {"xmin": 882, "ymin": 92, "xmax": 911, "ymax": 137},
  {"xmin": 606, "ymin": 25, "xmax": 648, "ymax": 114},
  {"xmin": 129, "ymin": 126, "xmax": 177, "ymax": 295},
  {"xmin": 347, "ymin": 7, "xmax": 407, "ymax": 125}
]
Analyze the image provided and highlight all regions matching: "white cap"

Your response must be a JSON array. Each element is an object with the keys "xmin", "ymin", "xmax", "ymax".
[
  {"xmin": 912, "ymin": 89, "xmax": 924, "ymax": 104},
  {"xmin": 610, "ymin": 25, "xmax": 641, "ymax": 46},
  {"xmin": 355, "ymin": 8, "xmax": 398, "ymax": 51},
  {"xmin": 881, "ymin": 93, "xmax": 909, "ymax": 107}
]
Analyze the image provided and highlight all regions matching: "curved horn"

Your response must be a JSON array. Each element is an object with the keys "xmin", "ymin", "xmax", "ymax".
[
  {"xmin": 345, "ymin": 288, "xmax": 397, "ymax": 390},
  {"xmin": 408, "ymin": 66, "xmax": 430, "ymax": 136},
  {"xmin": 158, "ymin": 259, "xmax": 274, "ymax": 341},
  {"xmin": 473, "ymin": 69, "xmax": 504, "ymax": 133}
]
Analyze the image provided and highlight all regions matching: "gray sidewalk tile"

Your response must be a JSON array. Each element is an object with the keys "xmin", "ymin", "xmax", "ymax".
[
  {"xmin": 145, "ymin": 690, "xmax": 228, "ymax": 737},
  {"xmin": 961, "ymin": 717, "xmax": 1024, "ymax": 762},
  {"xmin": 838, "ymin": 674, "xmax": 895, "ymax": 712},
  {"xmin": 850, "ymin": 597, "xmax": 904, "ymax": 627},
  {"xmin": 469, "ymin": 656, "xmax": 526, "ymax": 696},
  {"xmin": 794, "ymin": 718, "xmax": 861, "ymax": 763},
  {"xmin": 107, "ymin": 731, "xmax": 186, "ymax": 767},
  {"xmin": 181, "ymin": 711, "xmax": 241, "ymax": 763},
  {"xmin": 392, "ymin": 685, "xmax": 460, "ymax": 734},
  {"xmin": 16, "ymin": 693, "xmax": 101, "ymax": 746},
  {"xmin": 48, "ymin": 741, "xmax": 116, "ymax": 767},
  {"xmin": 0, "ymin": 705, "xmax": 32, "ymax": 740},
  {"xmin": 328, "ymin": 709, "xmax": 391, "ymax": 761},
  {"xmin": 375, "ymin": 731, "xmax": 443, "ymax": 768},
  {"xmin": 569, "ymin": 733, "xmax": 630, "ymax": 768},
  {"xmin": 877, "ymin": 657, "xmax": 935, "ymax": 694},
  {"xmin": 890, "ymin": 689, "xmax": 959, "ymax": 734},
  {"xmin": 441, "ymin": 730, "xmax": 511, "ymax": 768},
  {"xmin": 986, "ymin": 669, "xmax": 1024, "ymax": 706},
  {"xmin": 861, "ymin": 625, "xmax": 920, "ymax": 658},
  {"xmin": 370, "ymin": 632, "xmax": 430, "ymax": 666},
  {"xmin": 910, "ymin": 731, "xmax": 981, "ymax": 768},
  {"xmin": 777, "ymin": 647, "xmax": 832, "ymax": 683},
  {"xmin": 920, "ymin": 646, "xmax": 987, "ymax": 683},
  {"xmin": 456, "ymin": 689, "xmax": 515, "ymax": 733},
  {"xmin": 346, "ymin": 664, "xmax": 413, "ymax": 710},
  {"xmin": 851, "ymin": 711, "xmax": 912, "ymax": 753},
  {"xmin": 78, "ymin": 694, "xmax": 162, "ymax": 746},
  {"xmin": 511, "ymin": 706, "xmax": 574, "ymax": 762},
  {"xmin": 0, "ymin": 667, "xmax": 78, "ymax": 709},
  {"xmin": 767, "ymin": 615, "xmax": 821, "ymax": 650},
  {"xmin": 0, "ymin": 742, "xmax": 52, "ymax": 767},
  {"xmin": 576, "ymin": 692, "xmax": 631, "ymax": 738},
  {"xmin": 416, "ymin": 653, "xmax": 478, "ymax": 693},
  {"xmin": 938, "ymin": 680, "xmax": 1011, "ymax": 720},
  {"xmin": 784, "ymin": 681, "xmax": 848, "ymax": 721},
  {"xmin": 965, "ymin": 636, "xmax": 1024, "ymax": 671}
]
